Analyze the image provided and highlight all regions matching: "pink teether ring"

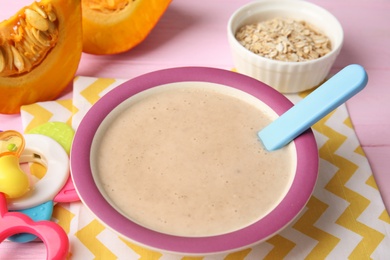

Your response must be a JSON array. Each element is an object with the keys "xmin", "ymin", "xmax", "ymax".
[
  {"xmin": 0, "ymin": 193, "xmax": 69, "ymax": 260},
  {"xmin": 54, "ymin": 176, "xmax": 79, "ymax": 203}
]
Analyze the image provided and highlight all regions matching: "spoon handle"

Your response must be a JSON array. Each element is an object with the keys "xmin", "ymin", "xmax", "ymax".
[{"xmin": 258, "ymin": 64, "xmax": 368, "ymax": 151}]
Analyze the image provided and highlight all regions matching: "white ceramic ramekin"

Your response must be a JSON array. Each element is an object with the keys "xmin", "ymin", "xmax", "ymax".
[{"xmin": 227, "ymin": 0, "xmax": 344, "ymax": 93}]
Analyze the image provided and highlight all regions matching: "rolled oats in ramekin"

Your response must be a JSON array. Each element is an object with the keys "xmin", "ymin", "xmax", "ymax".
[{"xmin": 227, "ymin": 0, "xmax": 344, "ymax": 93}]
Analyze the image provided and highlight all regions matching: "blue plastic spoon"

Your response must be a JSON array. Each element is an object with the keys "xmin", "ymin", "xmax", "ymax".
[{"xmin": 258, "ymin": 64, "xmax": 368, "ymax": 151}]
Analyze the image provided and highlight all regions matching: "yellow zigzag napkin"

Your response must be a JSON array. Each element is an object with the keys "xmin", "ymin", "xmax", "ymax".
[{"xmin": 19, "ymin": 76, "xmax": 390, "ymax": 259}]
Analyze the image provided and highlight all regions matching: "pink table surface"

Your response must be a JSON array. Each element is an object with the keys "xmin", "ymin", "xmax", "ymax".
[{"xmin": 0, "ymin": 0, "xmax": 389, "ymax": 258}]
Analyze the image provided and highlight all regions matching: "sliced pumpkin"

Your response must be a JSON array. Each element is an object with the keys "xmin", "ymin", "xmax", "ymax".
[
  {"xmin": 0, "ymin": 0, "xmax": 82, "ymax": 114},
  {"xmin": 82, "ymin": 0, "xmax": 171, "ymax": 55}
]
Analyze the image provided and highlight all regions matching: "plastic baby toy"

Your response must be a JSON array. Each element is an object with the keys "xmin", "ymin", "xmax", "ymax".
[
  {"xmin": 0, "ymin": 130, "xmax": 69, "ymax": 260},
  {"xmin": 0, "ymin": 130, "xmax": 29, "ymax": 198}
]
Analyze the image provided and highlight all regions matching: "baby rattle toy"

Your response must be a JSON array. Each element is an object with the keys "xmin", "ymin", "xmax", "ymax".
[{"xmin": 0, "ymin": 130, "xmax": 69, "ymax": 260}]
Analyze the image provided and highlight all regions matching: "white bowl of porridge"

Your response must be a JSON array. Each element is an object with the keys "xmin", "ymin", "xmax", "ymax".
[
  {"xmin": 227, "ymin": 0, "xmax": 344, "ymax": 93},
  {"xmin": 71, "ymin": 67, "xmax": 318, "ymax": 255}
]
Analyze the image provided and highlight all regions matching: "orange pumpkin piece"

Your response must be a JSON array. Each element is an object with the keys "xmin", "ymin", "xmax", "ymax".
[
  {"xmin": 82, "ymin": 0, "xmax": 172, "ymax": 55},
  {"xmin": 0, "ymin": 0, "xmax": 82, "ymax": 114}
]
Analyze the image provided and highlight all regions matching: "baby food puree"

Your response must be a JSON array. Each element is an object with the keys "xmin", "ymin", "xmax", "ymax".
[{"xmin": 92, "ymin": 82, "xmax": 296, "ymax": 237}]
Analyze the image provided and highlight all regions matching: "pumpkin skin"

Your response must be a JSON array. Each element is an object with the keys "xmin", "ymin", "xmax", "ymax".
[
  {"xmin": 82, "ymin": 0, "xmax": 171, "ymax": 55},
  {"xmin": 0, "ymin": 0, "xmax": 82, "ymax": 114}
]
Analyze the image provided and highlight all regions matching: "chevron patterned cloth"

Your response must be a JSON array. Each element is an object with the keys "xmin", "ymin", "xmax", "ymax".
[{"xmin": 20, "ymin": 76, "xmax": 390, "ymax": 259}]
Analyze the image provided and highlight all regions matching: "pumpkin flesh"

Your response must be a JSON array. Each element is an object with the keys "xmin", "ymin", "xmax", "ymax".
[
  {"xmin": 0, "ymin": 0, "xmax": 82, "ymax": 114},
  {"xmin": 82, "ymin": 0, "xmax": 171, "ymax": 55}
]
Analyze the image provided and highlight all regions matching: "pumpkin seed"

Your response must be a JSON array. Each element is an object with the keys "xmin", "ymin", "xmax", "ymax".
[
  {"xmin": 47, "ymin": 11, "xmax": 57, "ymax": 22},
  {"xmin": 25, "ymin": 9, "xmax": 49, "ymax": 31},
  {"xmin": 47, "ymin": 20, "xmax": 56, "ymax": 34},
  {"xmin": 10, "ymin": 45, "xmax": 24, "ymax": 72},
  {"xmin": 25, "ymin": 26, "xmax": 44, "ymax": 47},
  {"xmin": 31, "ymin": 28, "xmax": 51, "ymax": 47},
  {"xmin": 3, "ymin": 45, "xmax": 13, "ymax": 71},
  {"xmin": 32, "ymin": 3, "xmax": 48, "ymax": 19}
]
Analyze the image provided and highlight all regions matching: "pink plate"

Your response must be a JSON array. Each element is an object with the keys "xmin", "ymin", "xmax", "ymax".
[{"xmin": 70, "ymin": 67, "xmax": 318, "ymax": 255}]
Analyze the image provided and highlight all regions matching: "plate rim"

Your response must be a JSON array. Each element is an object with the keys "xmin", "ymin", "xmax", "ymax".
[{"xmin": 70, "ymin": 67, "xmax": 318, "ymax": 254}]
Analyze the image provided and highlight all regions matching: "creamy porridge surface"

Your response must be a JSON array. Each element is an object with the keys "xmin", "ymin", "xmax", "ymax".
[{"xmin": 95, "ymin": 84, "xmax": 295, "ymax": 237}]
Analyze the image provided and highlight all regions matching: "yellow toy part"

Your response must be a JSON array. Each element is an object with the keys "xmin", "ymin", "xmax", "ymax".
[{"xmin": 0, "ymin": 131, "xmax": 29, "ymax": 199}]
